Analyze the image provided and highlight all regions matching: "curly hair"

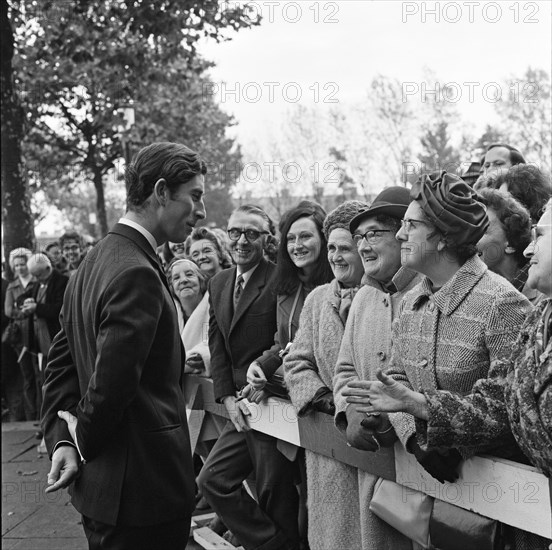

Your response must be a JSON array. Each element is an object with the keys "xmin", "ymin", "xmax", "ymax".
[
  {"xmin": 166, "ymin": 258, "xmax": 208, "ymax": 296},
  {"xmin": 184, "ymin": 226, "xmax": 232, "ymax": 269},
  {"xmin": 274, "ymin": 201, "xmax": 333, "ymax": 295},
  {"xmin": 478, "ymin": 188, "xmax": 532, "ymax": 267},
  {"xmin": 488, "ymin": 164, "xmax": 552, "ymax": 223},
  {"xmin": 322, "ymin": 200, "xmax": 369, "ymax": 240}
]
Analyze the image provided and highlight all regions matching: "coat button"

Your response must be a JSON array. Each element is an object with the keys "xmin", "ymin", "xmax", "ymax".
[
  {"xmin": 417, "ymin": 358, "xmax": 428, "ymax": 368},
  {"xmin": 377, "ymin": 351, "xmax": 386, "ymax": 361},
  {"xmin": 383, "ymin": 298, "xmax": 389, "ymax": 307},
  {"xmin": 428, "ymin": 302, "xmax": 435, "ymax": 312}
]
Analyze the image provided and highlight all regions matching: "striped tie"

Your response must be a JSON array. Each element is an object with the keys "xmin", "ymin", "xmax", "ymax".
[{"xmin": 233, "ymin": 274, "xmax": 244, "ymax": 309}]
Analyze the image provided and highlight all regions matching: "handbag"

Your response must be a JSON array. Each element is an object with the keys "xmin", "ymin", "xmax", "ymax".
[
  {"xmin": 2, "ymin": 320, "xmax": 21, "ymax": 346},
  {"xmin": 369, "ymin": 478, "xmax": 504, "ymax": 550}
]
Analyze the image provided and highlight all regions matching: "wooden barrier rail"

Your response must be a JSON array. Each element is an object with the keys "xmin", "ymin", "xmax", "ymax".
[{"xmin": 184, "ymin": 375, "xmax": 552, "ymax": 540}]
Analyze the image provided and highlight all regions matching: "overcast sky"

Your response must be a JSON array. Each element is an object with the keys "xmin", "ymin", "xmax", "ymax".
[{"xmin": 199, "ymin": 0, "xmax": 552, "ymax": 146}]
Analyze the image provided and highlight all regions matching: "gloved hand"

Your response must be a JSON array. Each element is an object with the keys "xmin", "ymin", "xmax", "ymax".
[
  {"xmin": 407, "ymin": 435, "xmax": 462, "ymax": 483},
  {"xmin": 185, "ymin": 353, "xmax": 205, "ymax": 374},
  {"xmin": 310, "ymin": 387, "xmax": 336, "ymax": 416},
  {"xmin": 345, "ymin": 406, "xmax": 379, "ymax": 452},
  {"xmin": 361, "ymin": 413, "xmax": 397, "ymax": 447}
]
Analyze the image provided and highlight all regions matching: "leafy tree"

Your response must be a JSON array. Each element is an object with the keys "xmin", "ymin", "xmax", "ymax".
[
  {"xmin": 2, "ymin": 0, "xmax": 35, "ymax": 266},
  {"xmin": 14, "ymin": 0, "xmax": 259, "ymax": 236},
  {"xmin": 418, "ymin": 120, "xmax": 461, "ymax": 175}
]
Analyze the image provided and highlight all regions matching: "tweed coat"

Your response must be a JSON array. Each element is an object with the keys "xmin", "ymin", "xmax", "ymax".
[
  {"xmin": 333, "ymin": 267, "xmax": 422, "ymax": 550},
  {"xmin": 387, "ymin": 255, "xmax": 532, "ymax": 457},
  {"xmin": 420, "ymin": 299, "xmax": 551, "ymax": 476},
  {"xmin": 284, "ymin": 279, "xmax": 361, "ymax": 550}
]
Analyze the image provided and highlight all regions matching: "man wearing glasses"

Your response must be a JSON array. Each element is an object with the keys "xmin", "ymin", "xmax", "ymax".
[
  {"xmin": 199, "ymin": 204, "xmax": 301, "ymax": 550},
  {"xmin": 333, "ymin": 187, "xmax": 420, "ymax": 549}
]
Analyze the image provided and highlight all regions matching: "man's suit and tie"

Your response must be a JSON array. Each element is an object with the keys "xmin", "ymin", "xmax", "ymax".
[
  {"xmin": 41, "ymin": 223, "xmax": 196, "ymax": 545},
  {"xmin": 199, "ymin": 257, "xmax": 300, "ymax": 550}
]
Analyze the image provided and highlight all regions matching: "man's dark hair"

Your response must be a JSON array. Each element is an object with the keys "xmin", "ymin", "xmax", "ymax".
[
  {"xmin": 274, "ymin": 201, "xmax": 333, "ymax": 295},
  {"xmin": 125, "ymin": 142, "xmax": 207, "ymax": 210},
  {"xmin": 233, "ymin": 204, "xmax": 276, "ymax": 236},
  {"xmin": 478, "ymin": 188, "xmax": 532, "ymax": 267},
  {"xmin": 59, "ymin": 231, "xmax": 83, "ymax": 249},
  {"xmin": 488, "ymin": 164, "xmax": 552, "ymax": 223},
  {"xmin": 486, "ymin": 143, "xmax": 526, "ymax": 166}
]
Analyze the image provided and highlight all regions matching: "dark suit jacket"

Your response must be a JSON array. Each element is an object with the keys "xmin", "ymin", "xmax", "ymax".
[
  {"xmin": 32, "ymin": 269, "xmax": 69, "ymax": 339},
  {"xmin": 208, "ymin": 258, "xmax": 278, "ymax": 402},
  {"xmin": 41, "ymin": 223, "xmax": 195, "ymax": 526}
]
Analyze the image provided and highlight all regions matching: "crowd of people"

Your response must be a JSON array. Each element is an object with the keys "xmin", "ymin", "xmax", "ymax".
[{"xmin": 3, "ymin": 141, "xmax": 550, "ymax": 550}]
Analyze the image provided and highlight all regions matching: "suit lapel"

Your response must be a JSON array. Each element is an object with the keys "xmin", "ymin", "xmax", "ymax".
[
  {"xmin": 230, "ymin": 261, "xmax": 267, "ymax": 335},
  {"xmin": 217, "ymin": 268, "xmax": 237, "ymax": 337}
]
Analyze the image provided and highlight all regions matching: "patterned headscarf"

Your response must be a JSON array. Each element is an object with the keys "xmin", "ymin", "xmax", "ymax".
[{"xmin": 411, "ymin": 171, "xmax": 489, "ymax": 246}]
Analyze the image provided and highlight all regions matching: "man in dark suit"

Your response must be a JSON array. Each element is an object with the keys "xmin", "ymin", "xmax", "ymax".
[
  {"xmin": 41, "ymin": 142, "xmax": 206, "ymax": 549},
  {"xmin": 198, "ymin": 204, "xmax": 300, "ymax": 550}
]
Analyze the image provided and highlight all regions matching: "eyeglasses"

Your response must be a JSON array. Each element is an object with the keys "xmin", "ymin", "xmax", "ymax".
[
  {"xmin": 227, "ymin": 228, "xmax": 268, "ymax": 243},
  {"xmin": 531, "ymin": 224, "xmax": 552, "ymax": 243},
  {"xmin": 400, "ymin": 218, "xmax": 430, "ymax": 233},
  {"xmin": 352, "ymin": 230, "xmax": 392, "ymax": 246},
  {"xmin": 62, "ymin": 245, "xmax": 80, "ymax": 252}
]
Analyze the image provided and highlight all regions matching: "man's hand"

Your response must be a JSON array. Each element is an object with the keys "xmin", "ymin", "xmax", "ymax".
[
  {"xmin": 184, "ymin": 353, "xmax": 205, "ymax": 374},
  {"xmin": 240, "ymin": 384, "xmax": 269, "ymax": 404},
  {"xmin": 222, "ymin": 395, "xmax": 251, "ymax": 432},
  {"xmin": 45, "ymin": 445, "xmax": 80, "ymax": 494},
  {"xmin": 345, "ymin": 405, "xmax": 379, "ymax": 452},
  {"xmin": 246, "ymin": 362, "xmax": 267, "ymax": 391},
  {"xmin": 57, "ymin": 410, "xmax": 77, "ymax": 443}
]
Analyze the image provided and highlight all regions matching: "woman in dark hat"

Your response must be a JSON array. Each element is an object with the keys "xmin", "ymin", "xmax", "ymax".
[{"xmin": 345, "ymin": 171, "xmax": 532, "ymax": 481}]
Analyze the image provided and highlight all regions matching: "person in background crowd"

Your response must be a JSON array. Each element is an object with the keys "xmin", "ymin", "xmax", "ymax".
[
  {"xmin": 59, "ymin": 231, "xmax": 84, "ymax": 276},
  {"xmin": 353, "ymin": 199, "xmax": 552, "ymax": 550},
  {"xmin": 169, "ymin": 241, "xmax": 187, "ymax": 259},
  {"xmin": 44, "ymin": 241, "xmax": 68, "ymax": 273},
  {"xmin": 477, "ymin": 188, "xmax": 543, "ymax": 304},
  {"xmin": 2, "ymin": 263, "xmax": 24, "ymax": 421},
  {"xmin": 461, "ymin": 161, "xmax": 481, "ymax": 187},
  {"xmin": 199, "ymin": 204, "xmax": 300, "ymax": 550},
  {"xmin": 332, "ymin": 187, "xmax": 420, "ymax": 550},
  {"xmin": 4, "ymin": 247, "xmax": 38, "ymax": 420},
  {"xmin": 482, "ymin": 143, "xmax": 526, "ymax": 177},
  {"xmin": 41, "ymin": 141, "xmax": 206, "ymax": 549},
  {"xmin": 487, "ymin": 163, "xmax": 552, "ymax": 223},
  {"xmin": 283, "ymin": 200, "xmax": 367, "ymax": 550},
  {"xmin": 167, "ymin": 258, "xmax": 210, "ymax": 375},
  {"xmin": 185, "ymin": 226, "xmax": 232, "ymax": 281},
  {"xmin": 245, "ymin": 200, "xmax": 332, "ymax": 550},
  {"xmin": 344, "ymin": 171, "xmax": 532, "ymax": 480}
]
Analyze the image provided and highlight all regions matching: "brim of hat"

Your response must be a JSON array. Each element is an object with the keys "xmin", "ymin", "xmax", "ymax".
[{"xmin": 349, "ymin": 204, "xmax": 408, "ymax": 233}]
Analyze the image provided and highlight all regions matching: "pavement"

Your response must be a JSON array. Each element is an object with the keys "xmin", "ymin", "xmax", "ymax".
[{"xmin": 1, "ymin": 422, "xmax": 205, "ymax": 550}]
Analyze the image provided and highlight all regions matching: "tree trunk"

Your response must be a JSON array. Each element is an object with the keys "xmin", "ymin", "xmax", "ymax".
[
  {"xmin": 92, "ymin": 166, "xmax": 108, "ymax": 237},
  {"xmin": 1, "ymin": 0, "xmax": 35, "ymax": 265}
]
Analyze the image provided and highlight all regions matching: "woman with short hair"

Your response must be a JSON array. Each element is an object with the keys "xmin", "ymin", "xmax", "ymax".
[{"xmin": 185, "ymin": 226, "xmax": 232, "ymax": 281}]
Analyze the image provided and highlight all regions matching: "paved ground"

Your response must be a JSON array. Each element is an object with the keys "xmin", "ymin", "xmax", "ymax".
[{"xmin": 2, "ymin": 422, "xmax": 204, "ymax": 550}]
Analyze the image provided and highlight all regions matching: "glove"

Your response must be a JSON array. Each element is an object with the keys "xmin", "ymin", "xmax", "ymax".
[
  {"xmin": 361, "ymin": 414, "xmax": 397, "ymax": 448},
  {"xmin": 345, "ymin": 406, "xmax": 379, "ymax": 452},
  {"xmin": 310, "ymin": 387, "xmax": 336, "ymax": 416},
  {"xmin": 185, "ymin": 353, "xmax": 205, "ymax": 374},
  {"xmin": 407, "ymin": 435, "xmax": 462, "ymax": 483}
]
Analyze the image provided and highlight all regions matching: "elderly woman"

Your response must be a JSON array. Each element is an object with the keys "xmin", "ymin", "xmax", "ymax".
[
  {"xmin": 283, "ymin": 201, "xmax": 367, "ymax": 550},
  {"xmin": 185, "ymin": 226, "xmax": 232, "ymax": 281},
  {"xmin": 167, "ymin": 258, "xmax": 210, "ymax": 375},
  {"xmin": 4, "ymin": 247, "xmax": 37, "ymax": 420},
  {"xmin": 477, "ymin": 188, "xmax": 542, "ymax": 304},
  {"xmin": 353, "ymin": 203, "xmax": 552, "ymax": 549},
  {"xmin": 344, "ymin": 171, "xmax": 532, "ymax": 481}
]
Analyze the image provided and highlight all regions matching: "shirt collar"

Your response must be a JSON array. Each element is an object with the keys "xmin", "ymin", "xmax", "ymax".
[
  {"xmin": 237, "ymin": 263, "xmax": 260, "ymax": 287},
  {"xmin": 118, "ymin": 217, "xmax": 158, "ymax": 253},
  {"xmin": 411, "ymin": 255, "xmax": 488, "ymax": 315}
]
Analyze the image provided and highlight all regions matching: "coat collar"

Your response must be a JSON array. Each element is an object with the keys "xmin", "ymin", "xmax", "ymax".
[
  {"xmin": 412, "ymin": 255, "xmax": 488, "ymax": 315},
  {"xmin": 108, "ymin": 223, "xmax": 169, "ymax": 289},
  {"xmin": 363, "ymin": 267, "xmax": 418, "ymax": 294}
]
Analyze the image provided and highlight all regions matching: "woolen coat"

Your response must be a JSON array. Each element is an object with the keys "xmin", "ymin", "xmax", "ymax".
[
  {"xmin": 41, "ymin": 223, "xmax": 195, "ymax": 527},
  {"xmin": 387, "ymin": 255, "xmax": 532, "ymax": 457},
  {"xmin": 284, "ymin": 279, "xmax": 362, "ymax": 550},
  {"xmin": 333, "ymin": 268, "xmax": 422, "ymax": 550}
]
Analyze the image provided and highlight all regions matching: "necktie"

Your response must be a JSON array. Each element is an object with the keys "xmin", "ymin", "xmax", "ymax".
[{"xmin": 234, "ymin": 274, "xmax": 244, "ymax": 309}]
